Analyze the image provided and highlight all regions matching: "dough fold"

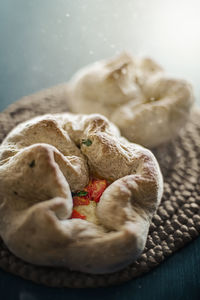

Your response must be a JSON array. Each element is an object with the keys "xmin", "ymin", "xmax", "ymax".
[
  {"xmin": 0, "ymin": 113, "xmax": 163, "ymax": 273},
  {"xmin": 68, "ymin": 52, "xmax": 194, "ymax": 148}
]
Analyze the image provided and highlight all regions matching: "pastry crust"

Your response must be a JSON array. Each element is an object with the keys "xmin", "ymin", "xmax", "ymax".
[
  {"xmin": 68, "ymin": 52, "xmax": 194, "ymax": 148},
  {"xmin": 0, "ymin": 113, "xmax": 163, "ymax": 274}
]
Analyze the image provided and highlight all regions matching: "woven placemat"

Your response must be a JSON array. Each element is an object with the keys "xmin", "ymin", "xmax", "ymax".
[{"xmin": 0, "ymin": 84, "xmax": 200, "ymax": 288}]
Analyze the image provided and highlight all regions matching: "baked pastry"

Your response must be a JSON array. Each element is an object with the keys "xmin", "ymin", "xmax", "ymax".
[
  {"xmin": 68, "ymin": 52, "xmax": 194, "ymax": 148},
  {"xmin": 0, "ymin": 113, "xmax": 163, "ymax": 274}
]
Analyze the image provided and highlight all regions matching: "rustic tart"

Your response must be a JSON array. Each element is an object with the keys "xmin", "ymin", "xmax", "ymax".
[
  {"xmin": 68, "ymin": 52, "xmax": 194, "ymax": 148},
  {"xmin": 0, "ymin": 113, "xmax": 163, "ymax": 274}
]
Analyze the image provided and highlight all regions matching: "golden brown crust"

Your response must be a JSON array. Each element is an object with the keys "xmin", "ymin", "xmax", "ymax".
[{"xmin": 0, "ymin": 113, "xmax": 163, "ymax": 273}]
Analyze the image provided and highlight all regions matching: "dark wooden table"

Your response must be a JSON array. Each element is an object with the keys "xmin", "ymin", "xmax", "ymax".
[{"xmin": 0, "ymin": 1, "xmax": 200, "ymax": 299}]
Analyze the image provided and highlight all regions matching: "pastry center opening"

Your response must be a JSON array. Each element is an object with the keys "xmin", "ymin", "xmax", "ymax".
[
  {"xmin": 70, "ymin": 178, "xmax": 109, "ymax": 225},
  {"xmin": 145, "ymin": 96, "xmax": 159, "ymax": 103}
]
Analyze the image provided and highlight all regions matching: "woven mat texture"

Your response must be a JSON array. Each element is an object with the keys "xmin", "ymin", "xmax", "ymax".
[{"xmin": 0, "ymin": 85, "xmax": 200, "ymax": 288}]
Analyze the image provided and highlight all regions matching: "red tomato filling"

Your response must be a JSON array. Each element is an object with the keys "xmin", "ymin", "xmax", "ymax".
[
  {"xmin": 70, "ymin": 178, "xmax": 108, "ymax": 220},
  {"xmin": 85, "ymin": 179, "xmax": 108, "ymax": 203},
  {"xmin": 71, "ymin": 209, "xmax": 86, "ymax": 220},
  {"xmin": 72, "ymin": 196, "xmax": 90, "ymax": 206}
]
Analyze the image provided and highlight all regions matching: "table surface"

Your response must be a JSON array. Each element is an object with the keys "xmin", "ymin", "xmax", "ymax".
[{"xmin": 0, "ymin": 1, "xmax": 200, "ymax": 299}]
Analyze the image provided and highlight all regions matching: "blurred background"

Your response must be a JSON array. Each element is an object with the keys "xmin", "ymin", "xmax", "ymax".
[{"xmin": 0, "ymin": 0, "xmax": 200, "ymax": 110}]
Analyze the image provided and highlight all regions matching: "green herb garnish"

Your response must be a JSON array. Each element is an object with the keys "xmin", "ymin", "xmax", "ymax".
[
  {"xmin": 76, "ymin": 191, "xmax": 88, "ymax": 197},
  {"xmin": 72, "ymin": 190, "xmax": 88, "ymax": 197},
  {"xmin": 82, "ymin": 139, "xmax": 92, "ymax": 146}
]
